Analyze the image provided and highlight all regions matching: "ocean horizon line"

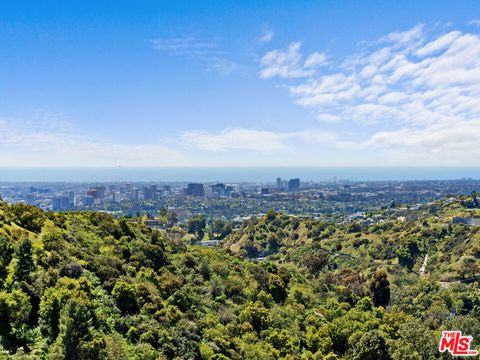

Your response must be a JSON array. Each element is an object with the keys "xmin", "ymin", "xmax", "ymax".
[{"xmin": 0, "ymin": 166, "xmax": 479, "ymax": 183}]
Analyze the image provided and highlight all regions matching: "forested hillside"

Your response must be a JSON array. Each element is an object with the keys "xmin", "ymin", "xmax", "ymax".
[
  {"xmin": 0, "ymin": 198, "xmax": 478, "ymax": 359},
  {"xmin": 224, "ymin": 195, "xmax": 480, "ymax": 282}
]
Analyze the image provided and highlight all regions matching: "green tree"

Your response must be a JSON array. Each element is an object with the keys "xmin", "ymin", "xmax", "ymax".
[
  {"xmin": 370, "ymin": 269, "xmax": 390, "ymax": 307},
  {"xmin": 396, "ymin": 238, "xmax": 421, "ymax": 270},
  {"xmin": 459, "ymin": 256, "xmax": 480, "ymax": 279},
  {"xmin": 39, "ymin": 277, "xmax": 93, "ymax": 342},
  {"xmin": 239, "ymin": 302, "xmax": 271, "ymax": 334},
  {"xmin": 166, "ymin": 211, "xmax": 178, "ymax": 227},
  {"xmin": 14, "ymin": 238, "xmax": 35, "ymax": 284},
  {"xmin": 7, "ymin": 203, "xmax": 45, "ymax": 233},
  {"xmin": 305, "ymin": 325, "xmax": 333, "ymax": 355},
  {"xmin": 0, "ymin": 235, "xmax": 13, "ymax": 287},
  {"xmin": 158, "ymin": 207, "xmax": 167, "ymax": 218},
  {"xmin": 50, "ymin": 299, "xmax": 93, "ymax": 360},
  {"xmin": 267, "ymin": 274, "xmax": 287, "ymax": 303},
  {"xmin": 104, "ymin": 334, "xmax": 129, "ymax": 360},
  {"xmin": 266, "ymin": 209, "xmax": 277, "ymax": 221},
  {"xmin": 187, "ymin": 215, "xmax": 206, "ymax": 239},
  {"xmin": 157, "ymin": 207, "xmax": 168, "ymax": 226},
  {"xmin": 350, "ymin": 330, "xmax": 391, "ymax": 360},
  {"xmin": 304, "ymin": 251, "xmax": 329, "ymax": 276},
  {"xmin": 112, "ymin": 281, "xmax": 138, "ymax": 315},
  {"xmin": 0, "ymin": 290, "xmax": 31, "ymax": 339},
  {"xmin": 266, "ymin": 329, "xmax": 299, "ymax": 356},
  {"xmin": 209, "ymin": 219, "xmax": 232, "ymax": 239},
  {"xmin": 390, "ymin": 320, "xmax": 437, "ymax": 360}
]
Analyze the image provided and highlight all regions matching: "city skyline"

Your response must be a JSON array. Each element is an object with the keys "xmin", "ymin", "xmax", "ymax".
[
  {"xmin": 3, "ymin": 177, "xmax": 478, "ymax": 223},
  {"xmin": 2, "ymin": 1, "xmax": 480, "ymax": 167}
]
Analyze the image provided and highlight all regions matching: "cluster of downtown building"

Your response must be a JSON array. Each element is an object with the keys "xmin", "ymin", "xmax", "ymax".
[
  {"xmin": 0, "ymin": 177, "xmax": 305, "ymax": 212},
  {"xmin": 2, "ymin": 178, "xmax": 478, "ymax": 223}
]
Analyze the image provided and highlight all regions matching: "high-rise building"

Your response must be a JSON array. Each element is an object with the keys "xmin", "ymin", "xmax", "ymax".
[
  {"xmin": 83, "ymin": 196, "xmax": 95, "ymax": 206},
  {"xmin": 67, "ymin": 191, "xmax": 75, "ymax": 206},
  {"xmin": 276, "ymin": 177, "xmax": 282, "ymax": 189},
  {"xmin": 288, "ymin": 178, "xmax": 300, "ymax": 192},
  {"xmin": 143, "ymin": 185, "xmax": 158, "ymax": 200},
  {"xmin": 74, "ymin": 196, "xmax": 82, "ymax": 206},
  {"xmin": 225, "ymin": 185, "xmax": 234, "ymax": 196},
  {"xmin": 52, "ymin": 196, "xmax": 70, "ymax": 211},
  {"xmin": 133, "ymin": 189, "xmax": 140, "ymax": 201},
  {"xmin": 87, "ymin": 186, "xmax": 105, "ymax": 199},
  {"xmin": 186, "ymin": 183, "xmax": 204, "ymax": 197},
  {"xmin": 51, "ymin": 197, "xmax": 60, "ymax": 211},
  {"xmin": 113, "ymin": 191, "xmax": 123, "ymax": 203},
  {"xmin": 210, "ymin": 183, "xmax": 226, "ymax": 196}
]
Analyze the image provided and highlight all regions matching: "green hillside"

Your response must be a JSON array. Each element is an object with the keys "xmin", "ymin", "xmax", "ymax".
[
  {"xmin": 224, "ymin": 196, "xmax": 480, "ymax": 281},
  {"xmin": 0, "ymin": 199, "xmax": 478, "ymax": 359}
]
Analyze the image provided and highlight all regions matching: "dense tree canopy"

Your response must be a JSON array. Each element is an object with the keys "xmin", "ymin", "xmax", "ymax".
[{"xmin": 0, "ymin": 198, "xmax": 477, "ymax": 358}]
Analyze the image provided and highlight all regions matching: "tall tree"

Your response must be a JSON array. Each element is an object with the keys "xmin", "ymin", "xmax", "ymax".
[
  {"xmin": 50, "ymin": 299, "xmax": 93, "ymax": 360},
  {"xmin": 166, "ymin": 211, "xmax": 178, "ymax": 227},
  {"xmin": 370, "ymin": 269, "xmax": 390, "ymax": 307},
  {"xmin": 187, "ymin": 215, "xmax": 206, "ymax": 240},
  {"xmin": 14, "ymin": 238, "xmax": 35, "ymax": 284},
  {"xmin": 209, "ymin": 219, "xmax": 232, "ymax": 239},
  {"xmin": 0, "ymin": 236, "xmax": 13, "ymax": 287},
  {"xmin": 112, "ymin": 281, "xmax": 139, "ymax": 315}
]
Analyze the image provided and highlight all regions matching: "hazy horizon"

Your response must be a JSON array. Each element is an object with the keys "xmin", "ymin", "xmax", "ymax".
[{"xmin": 1, "ymin": 166, "xmax": 479, "ymax": 183}]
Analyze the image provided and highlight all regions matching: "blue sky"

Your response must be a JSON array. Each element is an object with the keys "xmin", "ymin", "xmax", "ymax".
[{"xmin": 1, "ymin": 0, "xmax": 480, "ymax": 166}]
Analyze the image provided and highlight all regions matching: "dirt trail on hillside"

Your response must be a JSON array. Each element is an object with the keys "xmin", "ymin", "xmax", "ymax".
[{"xmin": 420, "ymin": 254, "xmax": 428, "ymax": 276}]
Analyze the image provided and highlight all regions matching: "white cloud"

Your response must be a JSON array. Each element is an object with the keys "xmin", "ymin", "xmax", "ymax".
[
  {"xmin": 316, "ymin": 113, "xmax": 340, "ymax": 123},
  {"xmin": 286, "ymin": 130, "xmax": 338, "ymax": 143},
  {"xmin": 180, "ymin": 128, "xmax": 288, "ymax": 152},
  {"xmin": 365, "ymin": 120, "xmax": 480, "ymax": 165},
  {"xmin": 179, "ymin": 127, "xmax": 338, "ymax": 152},
  {"xmin": 381, "ymin": 24, "xmax": 425, "ymax": 46},
  {"xmin": 304, "ymin": 52, "xmax": 328, "ymax": 68},
  {"xmin": 345, "ymin": 103, "xmax": 409, "ymax": 124},
  {"xmin": 259, "ymin": 42, "xmax": 327, "ymax": 79},
  {"xmin": 259, "ymin": 42, "xmax": 311, "ymax": 79},
  {"xmin": 469, "ymin": 19, "xmax": 480, "ymax": 26},
  {"xmin": 0, "ymin": 116, "xmax": 185, "ymax": 166},
  {"xmin": 259, "ymin": 24, "xmax": 480, "ymax": 164},
  {"xmin": 416, "ymin": 31, "xmax": 461, "ymax": 57},
  {"xmin": 377, "ymin": 91, "xmax": 408, "ymax": 105},
  {"xmin": 151, "ymin": 37, "xmax": 221, "ymax": 57},
  {"xmin": 0, "ymin": 111, "xmax": 346, "ymax": 166},
  {"xmin": 258, "ymin": 28, "xmax": 275, "ymax": 43},
  {"xmin": 151, "ymin": 36, "xmax": 237, "ymax": 75}
]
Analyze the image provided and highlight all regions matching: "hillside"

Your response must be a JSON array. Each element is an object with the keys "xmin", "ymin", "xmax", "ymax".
[
  {"xmin": 224, "ymin": 196, "xmax": 480, "ymax": 281},
  {"xmin": 0, "ymin": 199, "xmax": 478, "ymax": 359}
]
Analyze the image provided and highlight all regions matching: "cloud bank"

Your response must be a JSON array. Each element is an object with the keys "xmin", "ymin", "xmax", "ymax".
[
  {"xmin": 0, "ymin": 116, "xmax": 185, "ymax": 166},
  {"xmin": 260, "ymin": 24, "xmax": 480, "ymax": 165}
]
